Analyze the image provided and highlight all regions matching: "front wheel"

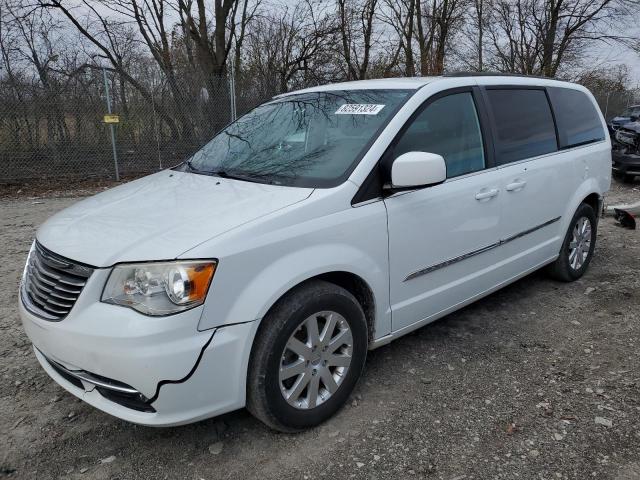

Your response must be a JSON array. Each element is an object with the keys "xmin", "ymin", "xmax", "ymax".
[
  {"xmin": 547, "ymin": 203, "xmax": 597, "ymax": 282},
  {"xmin": 247, "ymin": 280, "xmax": 368, "ymax": 432}
]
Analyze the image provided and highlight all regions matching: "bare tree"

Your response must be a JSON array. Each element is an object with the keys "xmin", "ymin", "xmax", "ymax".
[
  {"xmin": 414, "ymin": 0, "xmax": 466, "ymax": 75},
  {"xmin": 37, "ymin": 0, "xmax": 185, "ymax": 138},
  {"xmin": 2, "ymin": 4, "xmax": 70, "ymax": 143},
  {"xmin": 381, "ymin": 0, "xmax": 417, "ymax": 76},
  {"xmin": 336, "ymin": 0, "xmax": 380, "ymax": 80},
  {"xmin": 244, "ymin": 1, "xmax": 335, "ymax": 93},
  {"xmin": 489, "ymin": 0, "xmax": 639, "ymax": 77},
  {"xmin": 177, "ymin": 0, "xmax": 256, "ymax": 76},
  {"xmin": 472, "ymin": 0, "xmax": 489, "ymax": 70}
]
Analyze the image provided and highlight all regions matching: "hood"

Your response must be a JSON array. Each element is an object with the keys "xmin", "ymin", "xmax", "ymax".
[
  {"xmin": 611, "ymin": 116, "xmax": 631, "ymax": 124},
  {"xmin": 611, "ymin": 116, "xmax": 640, "ymax": 127},
  {"xmin": 37, "ymin": 170, "xmax": 313, "ymax": 267}
]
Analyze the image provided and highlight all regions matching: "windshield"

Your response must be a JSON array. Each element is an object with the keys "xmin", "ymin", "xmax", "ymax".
[
  {"xmin": 183, "ymin": 89, "xmax": 411, "ymax": 187},
  {"xmin": 623, "ymin": 107, "xmax": 640, "ymax": 117}
]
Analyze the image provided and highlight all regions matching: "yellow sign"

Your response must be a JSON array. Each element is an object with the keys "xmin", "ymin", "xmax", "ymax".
[{"xmin": 103, "ymin": 114, "xmax": 120, "ymax": 124}]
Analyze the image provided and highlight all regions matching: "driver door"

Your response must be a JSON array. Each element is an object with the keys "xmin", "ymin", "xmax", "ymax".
[{"xmin": 384, "ymin": 88, "xmax": 505, "ymax": 333}]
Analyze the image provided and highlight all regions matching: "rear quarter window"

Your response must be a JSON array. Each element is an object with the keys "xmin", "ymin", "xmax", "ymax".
[
  {"xmin": 547, "ymin": 87, "xmax": 605, "ymax": 148},
  {"xmin": 485, "ymin": 88, "xmax": 557, "ymax": 164}
]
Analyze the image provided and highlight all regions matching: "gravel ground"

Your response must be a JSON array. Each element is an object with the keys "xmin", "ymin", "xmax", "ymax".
[{"xmin": 1, "ymin": 179, "xmax": 639, "ymax": 480}]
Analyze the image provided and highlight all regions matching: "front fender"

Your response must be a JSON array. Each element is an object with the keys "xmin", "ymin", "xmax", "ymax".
[
  {"xmin": 194, "ymin": 197, "xmax": 391, "ymax": 338},
  {"xmin": 199, "ymin": 243, "xmax": 388, "ymax": 334}
]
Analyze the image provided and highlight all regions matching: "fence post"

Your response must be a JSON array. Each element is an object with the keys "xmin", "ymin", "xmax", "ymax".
[
  {"xmin": 228, "ymin": 59, "xmax": 237, "ymax": 122},
  {"xmin": 102, "ymin": 67, "xmax": 120, "ymax": 181},
  {"xmin": 151, "ymin": 96, "xmax": 162, "ymax": 170}
]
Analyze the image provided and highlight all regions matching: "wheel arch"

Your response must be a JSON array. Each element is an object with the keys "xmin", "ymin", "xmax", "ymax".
[
  {"xmin": 581, "ymin": 192, "xmax": 601, "ymax": 217},
  {"xmin": 275, "ymin": 271, "xmax": 377, "ymax": 344},
  {"xmin": 245, "ymin": 271, "xmax": 377, "ymax": 347},
  {"xmin": 561, "ymin": 179, "xmax": 603, "ymax": 233}
]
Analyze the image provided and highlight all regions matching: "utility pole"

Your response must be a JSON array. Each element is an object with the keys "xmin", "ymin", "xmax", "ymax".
[{"xmin": 102, "ymin": 67, "xmax": 120, "ymax": 181}]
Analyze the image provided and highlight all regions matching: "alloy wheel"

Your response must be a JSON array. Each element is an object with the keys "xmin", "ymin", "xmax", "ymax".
[
  {"xmin": 568, "ymin": 216, "xmax": 592, "ymax": 270},
  {"xmin": 279, "ymin": 311, "xmax": 353, "ymax": 409}
]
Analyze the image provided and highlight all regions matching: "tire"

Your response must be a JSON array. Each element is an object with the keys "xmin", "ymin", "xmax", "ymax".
[
  {"xmin": 547, "ymin": 203, "xmax": 597, "ymax": 282},
  {"xmin": 246, "ymin": 280, "xmax": 368, "ymax": 432}
]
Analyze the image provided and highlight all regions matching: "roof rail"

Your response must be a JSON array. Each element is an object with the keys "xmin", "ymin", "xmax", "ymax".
[{"xmin": 444, "ymin": 71, "xmax": 553, "ymax": 80}]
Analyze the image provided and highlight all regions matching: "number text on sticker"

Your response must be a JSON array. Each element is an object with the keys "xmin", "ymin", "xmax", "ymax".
[{"xmin": 335, "ymin": 104, "xmax": 385, "ymax": 115}]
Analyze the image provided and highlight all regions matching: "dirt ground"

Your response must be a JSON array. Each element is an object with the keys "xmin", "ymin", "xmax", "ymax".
[{"xmin": 1, "ymin": 179, "xmax": 639, "ymax": 480}]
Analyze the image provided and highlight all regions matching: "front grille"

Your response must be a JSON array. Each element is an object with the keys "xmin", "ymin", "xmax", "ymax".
[{"xmin": 21, "ymin": 242, "xmax": 94, "ymax": 321}]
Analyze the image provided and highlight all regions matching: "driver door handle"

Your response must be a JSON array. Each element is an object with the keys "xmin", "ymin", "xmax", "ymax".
[
  {"xmin": 506, "ymin": 180, "xmax": 527, "ymax": 192},
  {"xmin": 475, "ymin": 188, "xmax": 499, "ymax": 200}
]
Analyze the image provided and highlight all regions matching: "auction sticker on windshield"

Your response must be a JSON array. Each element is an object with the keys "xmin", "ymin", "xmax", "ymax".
[{"xmin": 335, "ymin": 104, "xmax": 385, "ymax": 115}]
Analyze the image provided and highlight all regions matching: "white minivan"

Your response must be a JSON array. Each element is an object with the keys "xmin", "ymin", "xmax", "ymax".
[{"xmin": 19, "ymin": 74, "xmax": 611, "ymax": 432}]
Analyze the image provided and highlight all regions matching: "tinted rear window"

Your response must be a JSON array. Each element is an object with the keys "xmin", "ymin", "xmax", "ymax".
[
  {"xmin": 486, "ymin": 89, "xmax": 557, "ymax": 164},
  {"xmin": 547, "ymin": 87, "xmax": 605, "ymax": 148}
]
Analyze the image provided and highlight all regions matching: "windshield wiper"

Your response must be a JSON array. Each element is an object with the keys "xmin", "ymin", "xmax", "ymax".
[
  {"xmin": 185, "ymin": 160, "xmax": 276, "ymax": 184},
  {"xmin": 211, "ymin": 169, "xmax": 276, "ymax": 184},
  {"xmin": 185, "ymin": 159, "xmax": 207, "ymax": 173}
]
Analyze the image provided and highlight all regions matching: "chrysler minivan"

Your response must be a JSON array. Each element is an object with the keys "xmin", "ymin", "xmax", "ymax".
[{"xmin": 19, "ymin": 74, "xmax": 611, "ymax": 432}]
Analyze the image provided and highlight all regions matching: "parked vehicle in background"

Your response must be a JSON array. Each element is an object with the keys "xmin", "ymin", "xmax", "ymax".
[
  {"xmin": 610, "ymin": 105, "xmax": 640, "ymax": 182},
  {"xmin": 19, "ymin": 74, "xmax": 611, "ymax": 432},
  {"xmin": 608, "ymin": 105, "xmax": 640, "ymax": 133}
]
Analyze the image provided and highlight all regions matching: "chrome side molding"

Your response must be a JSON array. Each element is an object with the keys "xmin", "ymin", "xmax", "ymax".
[{"xmin": 404, "ymin": 216, "xmax": 561, "ymax": 281}]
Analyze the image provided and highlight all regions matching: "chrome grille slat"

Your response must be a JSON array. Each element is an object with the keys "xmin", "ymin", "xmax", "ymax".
[
  {"xmin": 21, "ymin": 242, "xmax": 94, "ymax": 321},
  {"xmin": 49, "ymin": 290, "xmax": 77, "ymax": 302},
  {"xmin": 29, "ymin": 259, "xmax": 86, "ymax": 292},
  {"xmin": 27, "ymin": 283, "xmax": 74, "ymax": 309},
  {"xmin": 31, "ymin": 268, "xmax": 83, "ymax": 294},
  {"xmin": 26, "ymin": 289, "xmax": 69, "ymax": 314},
  {"xmin": 28, "ymin": 273, "xmax": 77, "ymax": 301},
  {"xmin": 29, "ymin": 266, "xmax": 57, "ymax": 287},
  {"xmin": 32, "ymin": 255, "xmax": 86, "ymax": 287}
]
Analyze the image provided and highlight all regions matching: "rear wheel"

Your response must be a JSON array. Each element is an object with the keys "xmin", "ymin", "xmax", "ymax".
[
  {"xmin": 247, "ymin": 280, "xmax": 368, "ymax": 432},
  {"xmin": 547, "ymin": 203, "xmax": 597, "ymax": 282}
]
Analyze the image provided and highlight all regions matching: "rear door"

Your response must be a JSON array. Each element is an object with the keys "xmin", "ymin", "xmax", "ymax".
[
  {"xmin": 481, "ymin": 86, "xmax": 573, "ymax": 271},
  {"xmin": 384, "ymin": 87, "xmax": 505, "ymax": 333}
]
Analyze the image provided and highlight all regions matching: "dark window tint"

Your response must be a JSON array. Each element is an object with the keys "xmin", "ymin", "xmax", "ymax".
[
  {"xmin": 547, "ymin": 87, "xmax": 605, "ymax": 148},
  {"xmin": 486, "ymin": 89, "xmax": 557, "ymax": 164},
  {"xmin": 394, "ymin": 92, "xmax": 485, "ymax": 178}
]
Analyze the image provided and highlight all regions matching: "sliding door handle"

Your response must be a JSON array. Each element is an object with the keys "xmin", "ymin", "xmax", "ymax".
[
  {"xmin": 506, "ymin": 180, "xmax": 527, "ymax": 192},
  {"xmin": 475, "ymin": 188, "xmax": 499, "ymax": 200}
]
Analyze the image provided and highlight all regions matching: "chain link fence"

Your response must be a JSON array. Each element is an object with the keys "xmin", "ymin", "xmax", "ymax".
[
  {"xmin": 592, "ymin": 88, "xmax": 640, "ymax": 120},
  {"xmin": 1, "ymin": 74, "xmax": 639, "ymax": 186},
  {"xmin": 0, "ymin": 69, "xmax": 280, "ymax": 184}
]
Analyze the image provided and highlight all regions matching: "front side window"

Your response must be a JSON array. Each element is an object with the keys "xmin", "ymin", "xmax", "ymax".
[
  {"xmin": 393, "ymin": 92, "xmax": 485, "ymax": 178},
  {"xmin": 185, "ymin": 89, "xmax": 411, "ymax": 188},
  {"xmin": 547, "ymin": 87, "xmax": 605, "ymax": 148},
  {"xmin": 486, "ymin": 89, "xmax": 557, "ymax": 164}
]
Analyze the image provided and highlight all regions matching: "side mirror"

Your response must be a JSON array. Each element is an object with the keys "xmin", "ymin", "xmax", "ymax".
[{"xmin": 388, "ymin": 151, "xmax": 446, "ymax": 189}]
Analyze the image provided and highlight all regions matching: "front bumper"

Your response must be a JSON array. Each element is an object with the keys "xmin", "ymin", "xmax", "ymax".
[
  {"xmin": 19, "ymin": 273, "xmax": 259, "ymax": 426},
  {"xmin": 612, "ymin": 151, "xmax": 640, "ymax": 176}
]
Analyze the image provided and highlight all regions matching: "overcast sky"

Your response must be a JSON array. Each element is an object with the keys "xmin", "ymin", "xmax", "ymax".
[{"xmin": 585, "ymin": 21, "xmax": 640, "ymax": 87}]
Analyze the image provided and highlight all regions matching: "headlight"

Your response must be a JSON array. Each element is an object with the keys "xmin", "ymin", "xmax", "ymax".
[{"xmin": 101, "ymin": 260, "xmax": 217, "ymax": 316}]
